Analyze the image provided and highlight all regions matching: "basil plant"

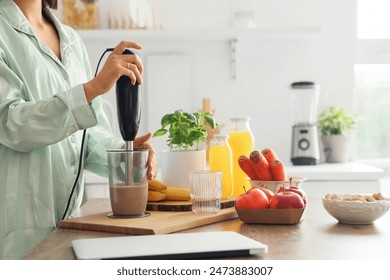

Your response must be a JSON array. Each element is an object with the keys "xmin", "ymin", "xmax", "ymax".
[{"xmin": 153, "ymin": 109, "xmax": 218, "ymax": 151}]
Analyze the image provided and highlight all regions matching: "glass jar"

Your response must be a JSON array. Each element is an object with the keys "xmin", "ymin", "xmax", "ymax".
[
  {"xmin": 209, "ymin": 134, "xmax": 233, "ymax": 200},
  {"xmin": 108, "ymin": 0, "xmax": 154, "ymax": 29},
  {"xmin": 228, "ymin": 117, "xmax": 255, "ymax": 197},
  {"xmin": 62, "ymin": 0, "xmax": 100, "ymax": 29}
]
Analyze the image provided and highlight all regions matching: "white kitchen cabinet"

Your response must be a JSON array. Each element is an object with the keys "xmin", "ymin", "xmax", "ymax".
[{"xmin": 285, "ymin": 162, "xmax": 385, "ymax": 198}]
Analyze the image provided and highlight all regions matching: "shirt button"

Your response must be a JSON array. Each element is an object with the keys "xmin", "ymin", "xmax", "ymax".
[
  {"xmin": 62, "ymin": 71, "xmax": 68, "ymax": 80},
  {"xmin": 74, "ymin": 167, "xmax": 78, "ymax": 174},
  {"xmin": 71, "ymin": 136, "xmax": 76, "ymax": 143}
]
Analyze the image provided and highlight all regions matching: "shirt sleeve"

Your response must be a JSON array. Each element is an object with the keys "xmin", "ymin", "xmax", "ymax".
[
  {"xmin": 84, "ymin": 97, "xmax": 125, "ymax": 178},
  {"xmin": 0, "ymin": 51, "xmax": 98, "ymax": 153}
]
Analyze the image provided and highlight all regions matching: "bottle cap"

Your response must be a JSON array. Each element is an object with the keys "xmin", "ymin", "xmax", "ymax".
[
  {"xmin": 213, "ymin": 134, "xmax": 229, "ymax": 139},
  {"xmin": 230, "ymin": 117, "xmax": 251, "ymax": 121}
]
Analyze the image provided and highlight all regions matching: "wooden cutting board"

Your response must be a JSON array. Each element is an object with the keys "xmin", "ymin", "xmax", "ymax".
[
  {"xmin": 59, "ymin": 207, "xmax": 238, "ymax": 235},
  {"xmin": 146, "ymin": 198, "xmax": 236, "ymax": 211}
]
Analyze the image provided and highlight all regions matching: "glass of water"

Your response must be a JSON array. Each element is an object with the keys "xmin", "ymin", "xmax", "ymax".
[{"xmin": 189, "ymin": 170, "xmax": 222, "ymax": 214}]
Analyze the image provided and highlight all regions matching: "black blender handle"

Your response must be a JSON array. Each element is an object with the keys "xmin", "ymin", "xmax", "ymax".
[{"xmin": 115, "ymin": 49, "xmax": 141, "ymax": 142}]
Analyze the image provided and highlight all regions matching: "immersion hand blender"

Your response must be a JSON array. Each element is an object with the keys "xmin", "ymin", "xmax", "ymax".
[
  {"xmin": 116, "ymin": 49, "xmax": 141, "ymax": 185},
  {"xmin": 62, "ymin": 48, "xmax": 141, "ymax": 219}
]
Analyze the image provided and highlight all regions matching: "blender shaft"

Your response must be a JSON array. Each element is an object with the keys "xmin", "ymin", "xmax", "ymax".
[{"xmin": 125, "ymin": 141, "xmax": 134, "ymax": 185}]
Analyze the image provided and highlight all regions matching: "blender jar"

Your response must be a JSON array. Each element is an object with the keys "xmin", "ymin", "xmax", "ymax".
[
  {"xmin": 291, "ymin": 81, "xmax": 320, "ymax": 125},
  {"xmin": 106, "ymin": 149, "xmax": 149, "ymax": 217}
]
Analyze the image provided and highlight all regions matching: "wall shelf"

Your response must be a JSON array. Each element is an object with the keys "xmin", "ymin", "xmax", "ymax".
[
  {"xmin": 78, "ymin": 27, "xmax": 321, "ymax": 43},
  {"xmin": 78, "ymin": 27, "xmax": 321, "ymax": 80}
]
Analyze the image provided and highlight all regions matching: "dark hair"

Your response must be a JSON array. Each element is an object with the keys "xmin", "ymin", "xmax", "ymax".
[{"xmin": 43, "ymin": 0, "xmax": 58, "ymax": 9}]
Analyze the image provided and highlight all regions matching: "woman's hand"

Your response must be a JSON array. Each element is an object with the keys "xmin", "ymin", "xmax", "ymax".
[
  {"xmin": 83, "ymin": 41, "xmax": 144, "ymax": 103},
  {"xmin": 134, "ymin": 132, "xmax": 157, "ymax": 180}
]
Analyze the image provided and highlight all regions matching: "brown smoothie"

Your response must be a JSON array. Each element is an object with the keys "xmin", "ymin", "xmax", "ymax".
[{"xmin": 109, "ymin": 183, "xmax": 148, "ymax": 215}]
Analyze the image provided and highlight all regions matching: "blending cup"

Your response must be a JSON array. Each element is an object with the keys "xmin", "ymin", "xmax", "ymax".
[
  {"xmin": 189, "ymin": 170, "xmax": 222, "ymax": 214},
  {"xmin": 107, "ymin": 149, "xmax": 149, "ymax": 216}
]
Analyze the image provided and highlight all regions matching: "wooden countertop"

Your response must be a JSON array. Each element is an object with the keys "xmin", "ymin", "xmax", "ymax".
[{"xmin": 24, "ymin": 196, "xmax": 390, "ymax": 260}]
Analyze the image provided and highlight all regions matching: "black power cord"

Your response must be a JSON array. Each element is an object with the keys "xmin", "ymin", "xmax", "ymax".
[{"xmin": 61, "ymin": 48, "xmax": 114, "ymax": 220}]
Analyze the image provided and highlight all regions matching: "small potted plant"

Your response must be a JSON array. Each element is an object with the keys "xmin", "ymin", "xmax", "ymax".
[
  {"xmin": 317, "ymin": 106, "xmax": 361, "ymax": 163},
  {"xmin": 153, "ymin": 109, "xmax": 218, "ymax": 187}
]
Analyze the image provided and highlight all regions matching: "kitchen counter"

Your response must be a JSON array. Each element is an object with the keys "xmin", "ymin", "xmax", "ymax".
[
  {"xmin": 24, "ymin": 195, "xmax": 390, "ymax": 260},
  {"xmin": 285, "ymin": 162, "xmax": 386, "ymax": 198},
  {"xmin": 285, "ymin": 162, "xmax": 385, "ymax": 181}
]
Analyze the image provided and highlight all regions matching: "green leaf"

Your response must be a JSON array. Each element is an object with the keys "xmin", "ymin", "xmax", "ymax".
[
  {"xmin": 174, "ymin": 110, "xmax": 183, "ymax": 119},
  {"xmin": 161, "ymin": 114, "xmax": 173, "ymax": 127},
  {"xmin": 153, "ymin": 128, "xmax": 167, "ymax": 137},
  {"xmin": 204, "ymin": 115, "xmax": 217, "ymax": 129},
  {"xmin": 178, "ymin": 124, "xmax": 190, "ymax": 136}
]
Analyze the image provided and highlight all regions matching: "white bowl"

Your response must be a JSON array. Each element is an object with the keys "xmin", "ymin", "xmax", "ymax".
[
  {"xmin": 322, "ymin": 194, "xmax": 390, "ymax": 224},
  {"xmin": 249, "ymin": 176, "xmax": 307, "ymax": 193}
]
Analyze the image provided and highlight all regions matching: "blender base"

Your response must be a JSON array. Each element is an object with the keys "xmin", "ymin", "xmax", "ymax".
[
  {"xmin": 291, "ymin": 157, "xmax": 318, "ymax": 165},
  {"xmin": 107, "ymin": 212, "xmax": 151, "ymax": 219}
]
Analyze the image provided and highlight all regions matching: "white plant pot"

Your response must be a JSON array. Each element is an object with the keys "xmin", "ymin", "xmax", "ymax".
[
  {"xmin": 321, "ymin": 134, "xmax": 350, "ymax": 163},
  {"xmin": 161, "ymin": 150, "xmax": 206, "ymax": 188}
]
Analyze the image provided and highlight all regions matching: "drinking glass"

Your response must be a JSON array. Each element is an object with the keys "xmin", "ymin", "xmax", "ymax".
[{"xmin": 189, "ymin": 170, "xmax": 222, "ymax": 214}]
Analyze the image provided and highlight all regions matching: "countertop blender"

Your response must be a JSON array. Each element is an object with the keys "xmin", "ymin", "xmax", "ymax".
[{"xmin": 290, "ymin": 81, "xmax": 320, "ymax": 165}]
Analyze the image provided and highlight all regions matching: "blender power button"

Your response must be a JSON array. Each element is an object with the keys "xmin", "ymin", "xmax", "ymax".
[{"xmin": 298, "ymin": 139, "xmax": 310, "ymax": 150}]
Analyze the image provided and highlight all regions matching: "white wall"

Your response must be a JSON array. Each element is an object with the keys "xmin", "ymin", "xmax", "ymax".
[{"xmin": 52, "ymin": 0, "xmax": 356, "ymax": 165}]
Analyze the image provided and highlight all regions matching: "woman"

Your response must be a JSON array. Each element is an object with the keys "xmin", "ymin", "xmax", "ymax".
[{"xmin": 0, "ymin": 0, "xmax": 156, "ymax": 259}]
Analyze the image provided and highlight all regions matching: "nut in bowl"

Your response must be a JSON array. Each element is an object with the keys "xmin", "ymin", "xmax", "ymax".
[
  {"xmin": 322, "ymin": 193, "xmax": 390, "ymax": 224},
  {"xmin": 250, "ymin": 176, "xmax": 307, "ymax": 193}
]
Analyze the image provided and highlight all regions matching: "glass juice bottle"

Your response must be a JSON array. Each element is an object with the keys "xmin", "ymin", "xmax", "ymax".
[
  {"xmin": 228, "ymin": 117, "xmax": 255, "ymax": 198},
  {"xmin": 209, "ymin": 134, "xmax": 233, "ymax": 200}
]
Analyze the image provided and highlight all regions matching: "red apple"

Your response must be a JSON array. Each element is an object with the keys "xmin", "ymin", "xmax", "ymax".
[
  {"xmin": 255, "ymin": 186, "xmax": 274, "ymax": 201},
  {"xmin": 270, "ymin": 188, "xmax": 305, "ymax": 209},
  {"xmin": 288, "ymin": 187, "xmax": 308, "ymax": 204},
  {"xmin": 278, "ymin": 186, "xmax": 307, "ymax": 204},
  {"xmin": 236, "ymin": 187, "xmax": 269, "ymax": 209}
]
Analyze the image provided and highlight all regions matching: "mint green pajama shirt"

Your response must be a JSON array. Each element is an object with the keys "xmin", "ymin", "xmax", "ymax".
[{"xmin": 0, "ymin": 0, "xmax": 124, "ymax": 259}]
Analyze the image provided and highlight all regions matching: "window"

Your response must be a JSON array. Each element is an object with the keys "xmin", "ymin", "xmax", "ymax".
[
  {"xmin": 357, "ymin": 0, "xmax": 390, "ymax": 39},
  {"xmin": 354, "ymin": 0, "xmax": 390, "ymax": 160},
  {"xmin": 355, "ymin": 64, "xmax": 390, "ymax": 158}
]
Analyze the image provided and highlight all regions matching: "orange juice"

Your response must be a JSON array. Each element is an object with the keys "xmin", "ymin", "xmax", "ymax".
[
  {"xmin": 209, "ymin": 135, "xmax": 233, "ymax": 199},
  {"xmin": 228, "ymin": 130, "xmax": 254, "ymax": 197}
]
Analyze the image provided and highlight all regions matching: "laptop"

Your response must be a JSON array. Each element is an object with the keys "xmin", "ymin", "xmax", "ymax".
[{"xmin": 72, "ymin": 231, "xmax": 268, "ymax": 260}]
